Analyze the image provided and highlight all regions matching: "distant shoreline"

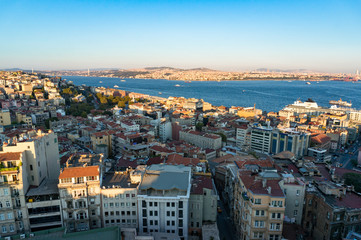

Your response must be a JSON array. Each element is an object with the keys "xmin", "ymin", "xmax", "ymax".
[{"xmin": 60, "ymin": 75, "xmax": 332, "ymax": 82}]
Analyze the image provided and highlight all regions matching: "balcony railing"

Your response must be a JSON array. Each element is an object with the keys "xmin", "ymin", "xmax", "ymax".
[{"xmin": 0, "ymin": 166, "xmax": 19, "ymax": 173}]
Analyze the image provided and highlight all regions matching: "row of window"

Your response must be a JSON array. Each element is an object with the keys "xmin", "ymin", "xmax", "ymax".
[
  {"xmin": 0, "ymin": 213, "xmax": 13, "ymax": 221},
  {"xmin": 104, "ymin": 193, "xmax": 136, "ymax": 199},
  {"xmin": 1, "ymin": 224, "xmax": 16, "ymax": 233},
  {"xmin": 105, "ymin": 210, "xmax": 136, "ymax": 217},
  {"xmin": 253, "ymin": 221, "xmax": 281, "ymax": 230},
  {"xmin": 105, "ymin": 218, "xmax": 136, "ymax": 225},
  {"xmin": 104, "ymin": 202, "xmax": 136, "ymax": 208}
]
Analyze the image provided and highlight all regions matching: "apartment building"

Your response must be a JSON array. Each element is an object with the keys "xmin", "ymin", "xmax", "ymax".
[
  {"xmin": 159, "ymin": 120, "xmax": 172, "ymax": 143},
  {"xmin": 236, "ymin": 125, "xmax": 251, "ymax": 152},
  {"xmin": 0, "ymin": 152, "xmax": 27, "ymax": 236},
  {"xmin": 101, "ymin": 171, "xmax": 138, "ymax": 229},
  {"xmin": 0, "ymin": 110, "xmax": 11, "ymax": 126},
  {"xmin": 58, "ymin": 166, "xmax": 102, "ymax": 232},
  {"xmin": 303, "ymin": 182, "xmax": 361, "ymax": 240},
  {"xmin": 3, "ymin": 130, "xmax": 60, "ymax": 187},
  {"xmin": 188, "ymin": 175, "xmax": 217, "ymax": 236},
  {"xmin": 234, "ymin": 165, "xmax": 285, "ymax": 240},
  {"xmin": 179, "ymin": 130, "xmax": 222, "ymax": 150},
  {"xmin": 279, "ymin": 174, "xmax": 306, "ymax": 225},
  {"xmin": 137, "ymin": 164, "xmax": 191, "ymax": 239}
]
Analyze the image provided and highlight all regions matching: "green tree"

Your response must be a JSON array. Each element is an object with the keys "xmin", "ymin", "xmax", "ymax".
[
  {"xmin": 196, "ymin": 122, "xmax": 204, "ymax": 132},
  {"xmin": 216, "ymin": 132, "xmax": 227, "ymax": 142},
  {"xmin": 344, "ymin": 173, "xmax": 361, "ymax": 193}
]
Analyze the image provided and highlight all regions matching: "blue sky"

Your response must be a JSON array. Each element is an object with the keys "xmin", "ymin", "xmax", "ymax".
[{"xmin": 1, "ymin": 0, "xmax": 360, "ymax": 73}]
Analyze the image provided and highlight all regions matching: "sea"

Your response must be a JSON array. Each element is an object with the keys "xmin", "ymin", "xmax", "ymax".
[{"xmin": 63, "ymin": 76, "xmax": 361, "ymax": 112}]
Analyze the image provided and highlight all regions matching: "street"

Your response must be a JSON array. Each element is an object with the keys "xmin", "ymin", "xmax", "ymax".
[{"xmin": 217, "ymin": 200, "xmax": 237, "ymax": 240}]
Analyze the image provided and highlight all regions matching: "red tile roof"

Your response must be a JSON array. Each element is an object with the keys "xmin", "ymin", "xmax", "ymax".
[
  {"xmin": 311, "ymin": 134, "xmax": 331, "ymax": 145},
  {"xmin": 59, "ymin": 166, "xmax": 99, "ymax": 179},
  {"xmin": 191, "ymin": 176, "xmax": 213, "ymax": 194},
  {"xmin": 0, "ymin": 152, "xmax": 22, "ymax": 161},
  {"xmin": 166, "ymin": 154, "xmax": 200, "ymax": 167}
]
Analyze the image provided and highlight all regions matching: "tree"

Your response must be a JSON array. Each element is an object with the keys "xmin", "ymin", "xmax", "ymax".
[
  {"xmin": 216, "ymin": 132, "xmax": 227, "ymax": 142},
  {"xmin": 196, "ymin": 122, "xmax": 204, "ymax": 132},
  {"xmin": 344, "ymin": 173, "xmax": 361, "ymax": 193}
]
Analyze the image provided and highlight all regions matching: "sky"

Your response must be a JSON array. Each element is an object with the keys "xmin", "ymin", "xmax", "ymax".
[{"xmin": 0, "ymin": 0, "xmax": 361, "ymax": 73}]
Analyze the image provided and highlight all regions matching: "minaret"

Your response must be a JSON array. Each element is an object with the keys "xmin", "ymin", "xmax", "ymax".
[
  {"xmin": 88, "ymin": 68, "xmax": 90, "ymax": 76},
  {"xmin": 32, "ymin": 68, "xmax": 34, "ymax": 74}
]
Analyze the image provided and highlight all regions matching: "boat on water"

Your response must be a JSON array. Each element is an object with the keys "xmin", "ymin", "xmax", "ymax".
[
  {"xmin": 99, "ymin": 81, "xmax": 103, "ymax": 83},
  {"xmin": 306, "ymin": 82, "xmax": 311, "ymax": 85},
  {"xmin": 175, "ymin": 84, "xmax": 181, "ymax": 87},
  {"xmin": 242, "ymin": 90, "xmax": 246, "ymax": 93},
  {"xmin": 158, "ymin": 92, "xmax": 162, "ymax": 95},
  {"xmin": 121, "ymin": 80, "xmax": 126, "ymax": 82},
  {"xmin": 185, "ymin": 80, "xmax": 191, "ymax": 83},
  {"xmin": 114, "ymin": 85, "xmax": 119, "ymax": 88},
  {"xmin": 287, "ymin": 80, "xmax": 292, "ymax": 82},
  {"xmin": 329, "ymin": 98, "xmax": 352, "ymax": 107}
]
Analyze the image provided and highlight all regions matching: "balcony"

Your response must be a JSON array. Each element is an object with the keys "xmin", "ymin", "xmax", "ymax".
[{"xmin": 0, "ymin": 166, "xmax": 19, "ymax": 173}]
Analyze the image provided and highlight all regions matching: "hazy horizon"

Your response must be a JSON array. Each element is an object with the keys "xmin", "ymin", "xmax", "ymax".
[{"xmin": 1, "ymin": 0, "xmax": 360, "ymax": 73}]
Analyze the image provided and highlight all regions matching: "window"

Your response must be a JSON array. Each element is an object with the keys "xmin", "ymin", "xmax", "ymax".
[
  {"xmin": 167, "ymin": 202, "xmax": 170, "ymax": 207},
  {"xmin": 179, "ymin": 201, "xmax": 183, "ymax": 208},
  {"xmin": 254, "ymin": 220, "xmax": 264, "ymax": 228},
  {"xmin": 30, "ymin": 165, "xmax": 33, "ymax": 171},
  {"xmin": 254, "ymin": 232, "xmax": 263, "ymax": 239},
  {"xmin": 9, "ymin": 224, "xmax": 14, "ymax": 232},
  {"xmin": 254, "ymin": 199, "xmax": 261, "ymax": 204},
  {"xmin": 294, "ymin": 210, "xmax": 298, "ymax": 216},
  {"xmin": 149, "ymin": 202, "xmax": 153, "ymax": 207},
  {"xmin": 7, "ymin": 213, "xmax": 13, "ymax": 219},
  {"xmin": 6, "ymin": 201, "xmax": 10, "ymax": 208},
  {"xmin": 171, "ymin": 202, "xmax": 175, "ymax": 207},
  {"xmin": 255, "ymin": 210, "xmax": 265, "ymax": 216},
  {"xmin": 104, "ymin": 203, "xmax": 108, "ymax": 208},
  {"xmin": 167, "ymin": 211, "xmax": 170, "ymax": 216},
  {"xmin": 2, "ymin": 226, "xmax": 6, "ymax": 233},
  {"xmin": 269, "ymin": 235, "xmax": 280, "ymax": 240},
  {"xmin": 295, "ymin": 200, "xmax": 299, "ymax": 207},
  {"xmin": 296, "ymin": 190, "xmax": 300, "ymax": 196},
  {"xmin": 3, "ymin": 189, "xmax": 8, "ymax": 196},
  {"xmin": 0, "ymin": 214, "xmax": 4, "ymax": 220},
  {"xmin": 327, "ymin": 212, "xmax": 330, "ymax": 219},
  {"xmin": 154, "ymin": 202, "xmax": 158, "ymax": 207},
  {"xmin": 270, "ymin": 223, "xmax": 280, "ymax": 231}
]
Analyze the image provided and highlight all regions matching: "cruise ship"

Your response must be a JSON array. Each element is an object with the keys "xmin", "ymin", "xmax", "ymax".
[{"xmin": 329, "ymin": 98, "xmax": 352, "ymax": 107}]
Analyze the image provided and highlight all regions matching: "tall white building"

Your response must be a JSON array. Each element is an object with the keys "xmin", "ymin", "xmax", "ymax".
[
  {"xmin": 137, "ymin": 164, "xmax": 191, "ymax": 239},
  {"xmin": 250, "ymin": 124, "xmax": 273, "ymax": 153}
]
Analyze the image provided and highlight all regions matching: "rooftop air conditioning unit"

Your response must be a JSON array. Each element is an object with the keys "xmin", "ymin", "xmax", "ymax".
[{"xmin": 20, "ymin": 234, "xmax": 26, "ymax": 239}]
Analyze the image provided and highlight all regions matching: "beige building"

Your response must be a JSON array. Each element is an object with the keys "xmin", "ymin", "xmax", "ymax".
[
  {"xmin": 58, "ymin": 165, "xmax": 102, "ymax": 232},
  {"xmin": 234, "ymin": 167, "xmax": 285, "ymax": 240},
  {"xmin": 3, "ymin": 130, "xmax": 60, "ymax": 187},
  {"xmin": 0, "ymin": 110, "xmax": 11, "ymax": 126},
  {"xmin": 0, "ymin": 152, "xmax": 28, "ymax": 236},
  {"xmin": 179, "ymin": 130, "xmax": 222, "ymax": 150},
  {"xmin": 15, "ymin": 112, "xmax": 33, "ymax": 126}
]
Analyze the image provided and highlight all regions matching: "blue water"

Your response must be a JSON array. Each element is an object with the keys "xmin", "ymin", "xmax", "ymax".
[{"xmin": 64, "ymin": 76, "xmax": 361, "ymax": 112}]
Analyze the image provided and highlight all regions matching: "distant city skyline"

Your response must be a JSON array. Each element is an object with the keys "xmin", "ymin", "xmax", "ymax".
[{"xmin": 1, "ymin": 0, "xmax": 360, "ymax": 73}]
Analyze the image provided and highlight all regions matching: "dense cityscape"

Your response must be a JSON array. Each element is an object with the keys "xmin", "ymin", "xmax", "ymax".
[
  {"xmin": 41, "ymin": 67, "xmax": 361, "ymax": 82},
  {"xmin": 0, "ymin": 70, "xmax": 360, "ymax": 240}
]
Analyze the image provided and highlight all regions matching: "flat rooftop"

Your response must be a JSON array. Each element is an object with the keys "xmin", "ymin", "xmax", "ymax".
[
  {"xmin": 102, "ymin": 172, "xmax": 138, "ymax": 188},
  {"xmin": 27, "ymin": 179, "xmax": 59, "ymax": 197}
]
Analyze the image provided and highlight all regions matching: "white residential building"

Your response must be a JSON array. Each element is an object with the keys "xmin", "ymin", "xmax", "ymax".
[{"xmin": 137, "ymin": 164, "xmax": 191, "ymax": 239}]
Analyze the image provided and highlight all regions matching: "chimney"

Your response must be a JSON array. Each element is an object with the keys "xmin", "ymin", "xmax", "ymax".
[
  {"xmin": 267, "ymin": 187, "xmax": 272, "ymax": 194},
  {"xmin": 262, "ymin": 179, "xmax": 267, "ymax": 188}
]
